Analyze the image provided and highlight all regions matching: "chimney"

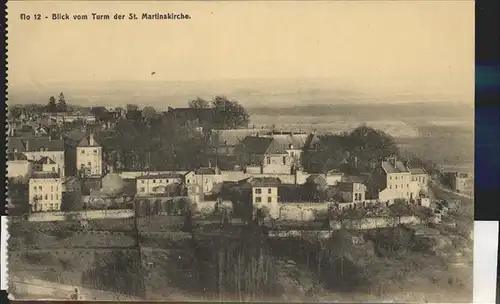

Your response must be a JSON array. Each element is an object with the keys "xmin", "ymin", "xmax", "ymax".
[
  {"xmin": 89, "ymin": 133, "xmax": 95, "ymax": 146},
  {"xmin": 25, "ymin": 140, "xmax": 30, "ymax": 151}
]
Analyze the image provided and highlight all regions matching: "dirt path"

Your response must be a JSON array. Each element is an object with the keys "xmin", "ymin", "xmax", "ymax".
[
  {"xmin": 10, "ymin": 276, "xmax": 142, "ymax": 301},
  {"xmin": 430, "ymin": 179, "xmax": 473, "ymax": 200}
]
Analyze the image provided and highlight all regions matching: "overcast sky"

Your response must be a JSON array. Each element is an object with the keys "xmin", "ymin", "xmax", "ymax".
[{"xmin": 8, "ymin": 1, "xmax": 474, "ymax": 104}]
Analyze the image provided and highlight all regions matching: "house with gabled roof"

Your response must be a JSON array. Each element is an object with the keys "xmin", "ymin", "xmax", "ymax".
[
  {"xmin": 235, "ymin": 132, "xmax": 319, "ymax": 174},
  {"xmin": 76, "ymin": 133, "xmax": 103, "ymax": 177},
  {"xmin": 136, "ymin": 173, "xmax": 184, "ymax": 196},
  {"xmin": 33, "ymin": 156, "xmax": 59, "ymax": 174},
  {"xmin": 369, "ymin": 157, "xmax": 425, "ymax": 204},
  {"xmin": 8, "ymin": 137, "xmax": 65, "ymax": 177}
]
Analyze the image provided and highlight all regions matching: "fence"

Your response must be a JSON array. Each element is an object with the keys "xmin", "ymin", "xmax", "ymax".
[
  {"xmin": 28, "ymin": 209, "xmax": 135, "ymax": 222},
  {"xmin": 330, "ymin": 215, "xmax": 421, "ymax": 230}
]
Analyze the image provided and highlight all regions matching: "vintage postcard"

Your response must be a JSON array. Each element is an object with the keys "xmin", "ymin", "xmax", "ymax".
[{"xmin": 6, "ymin": 1, "xmax": 474, "ymax": 302}]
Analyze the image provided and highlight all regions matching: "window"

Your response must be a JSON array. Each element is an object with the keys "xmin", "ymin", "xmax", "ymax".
[
  {"xmin": 87, "ymin": 162, "xmax": 91, "ymax": 166},
  {"xmin": 268, "ymin": 188, "xmax": 272, "ymax": 194},
  {"xmin": 389, "ymin": 185, "xmax": 392, "ymax": 189},
  {"xmin": 153, "ymin": 180, "xmax": 156, "ymax": 184},
  {"xmin": 166, "ymin": 179, "xmax": 170, "ymax": 183},
  {"xmin": 56, "ymin": 194, "xmax": 59, "ymax": 200},
  {"xmin": 395, "ymin": 176, "xmax": 398, "ymax": 180},
  {"xmin": 39, "ymin": 186, "xmax": 42, "ymax": 190},
  {"xmin": 93, "ymin": 149, "xmax": 98, "ymax": 154},
  {"xmin": 282, "ymin": 156, "xmax": 286, "ymax": 165},
  {"xmin": 44, "ymin": 194, "xmax": 48, "ymax": 200},
  {"xmin": 255, "ymin": 188, "xmax": 262, "ymax": 194},
  {"xmin": 267, "ymin": 197, "xmax": 272, "ymax": 203},
  {"xmin": 395, "ymin": 185, "xmax": 398, "ymax": 189},
  {"xmin": 33, "ymin": 187, "xmax": 37, "ymax": 192},
  {"xmin": 140, "ymin": 187, "xmax": 145, "ymax": 192},
  {"xmin": 255, "ymin": 197, "xmax": 262, "ymax": 203},
  {"xmin": 141, "ymin": 180, "xmax": 145, "ymax": 184},
  {"xmin": 51, "ymin": 194, "xmax": 53, "ymax": 200},
  {"xmin": 55, "ymin": 203, "xmax": 59, "ymax": 210},
  {"xmin": 266, "ymin": 157, "xmax": 271, "ymax": 165},
  {"xmin": 81, "ymin": 150, "xmax": 85, "ymax": 154},
  {"xmin": 51, "ymin": 186, "xmax": 53, "ymax": 191},
  {"xmin": 50, "ymin": 203, "xmax": 54, "ymax": 210},
  {"xmin": 407, "ymin": 184, "xmax": 409, "ymax": 188},
  {"xmin": 52, "ymin": 167, "xmax": 55, "ymax": 172},
  {"xmin": 390, "ymin": 176, "xmax": 392, "ymax": 180},
  {"xmin": 56, "ymin": 186, "xmax": 58, "ymax": 191}
]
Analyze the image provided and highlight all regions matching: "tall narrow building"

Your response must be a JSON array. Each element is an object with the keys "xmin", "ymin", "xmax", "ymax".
[{"xmin": 76, "ymin": 133, "xmax": 103, "ymax": 177}]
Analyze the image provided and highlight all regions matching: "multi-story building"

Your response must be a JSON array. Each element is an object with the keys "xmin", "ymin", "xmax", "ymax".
[
  {"xmin": 33, "ymin": 156, "xmax": 60, "ymax": 174},
  {"xmin": 136, "ymin": 173, "xmax": 184, "ymax": 196},
  {"xmin": 8, "ymin": 137, "xmax": 65, "ymax": 177},
  {"xmin": 370, "ymin": 158, "xmax": 425, "ymax": 204},
  {"xmin": 236, "ymin": 131, "xmax": 319, "ymax": 174},
  {"xmin": 29, "ymin": 172, "xmax": 63, "ymax": 212},
  {"xmin": 185, "ymin": 167, "xmax": 224, "ymax": 195},
  {"xmin": 249, "ymin": 177, "xmax": 281, "ymax": 218},
  {"xmin": 409, "ymin": 168, "xmax": 429, "ymax": 195},
  {"xmin": 449, "ymin": 172, "xmax": 474, "ymax": 194},
  {"xmin": 76, "ymin": 133, "xmax": 103, "ymax": 177},
  {"xmin": 338, "ymin": 182, "xmax": 367, "ymax": 206}
]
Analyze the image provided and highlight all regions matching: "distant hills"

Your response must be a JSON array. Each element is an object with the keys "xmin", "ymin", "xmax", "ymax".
[{"xmin": 8, "ymin": 79, "xmax": 473, "ymax": 118}]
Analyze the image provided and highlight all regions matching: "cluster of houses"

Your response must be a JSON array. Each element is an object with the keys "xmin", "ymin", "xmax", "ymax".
[{"xmin": 8, "ymin": 106, "xmax": 439, "ymax": 220}]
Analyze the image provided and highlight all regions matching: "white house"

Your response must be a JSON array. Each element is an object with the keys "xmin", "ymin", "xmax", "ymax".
[
  {"xmin": 185, "ymin": 167, "xmax": 224, "ymax": 195},
  {"xmin": 8, "ymin": 137, "xmax": 65, "ymax": 177},
  {"xmin": 29, "ymin": 172, "xmax": 63, "ymax": 212},
  {"xmin": 7, "ymin": 152, "xmax": 33, "ymax": 181},
  {"xmin": 136, "ymin": 173, "xmax": 184, "ymax": 196},
  {"xmin": 249, "ymin": 177, "xmax": 281, "ymax": 219},
  {"xmin": 337, "ymin": 181, "xmax": 367, "ymax": 210},
  {"xmin": 33, "ymin": 156, "xmax": 59, "ymax": 174},
  {"xmin": 76, "ymin": 133, "xmax": 103, "ymax": 177},
  {"xmin": 375, "ymin": 158, "xmax": 422, "ymax": 203},
  {"xmin": 409, "ymin": 168, "xmax": 429, "ymax": 195}
]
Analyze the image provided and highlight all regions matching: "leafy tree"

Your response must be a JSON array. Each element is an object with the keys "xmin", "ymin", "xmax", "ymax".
[
  {"xmin": 126, "ymin": 104, "xmax": 139, "ymax": 112},
  {"xmin": 142, "ymin": 106, "xmax": 157, "ymax": 121},
  {"xmin": 47, "ymin": 96, "xmax": 57, "ymax": 112},
  {"xmin": 303, "ymin": 175, "xmax": 328, "ymax": 202},
  {"xmin": 189, "ymin": 97, "xmax": 211, "ymax": 109},
  {"xmin": 8, "ymin": 105, "xmax": 22, "ymax": 120},
  {"xmin": 57, "ymin": 92, "xmax": 68, "ymax": 112},
  {"xmin": 211, "ymin": 96, "xmax": 250, "ymax": 129}
]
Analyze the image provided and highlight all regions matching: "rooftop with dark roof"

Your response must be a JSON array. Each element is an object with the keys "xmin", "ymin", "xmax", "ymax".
[
  {"xmin": 194, "ymin": 167, "xmax": 220, "ymax": 175},
  {"xmin": 7, "ymin": 152, "xmax": 28, "ymax": 161},
  {"xmin": 34, "ymin": 156, "xmax": 57, "ymax": 165},
  {"xmin": 8, "ymin": 137, "xmax": 64, "ymax": 152},
  {"xmin": 31, "ymin": 172, "xmax": 61, "ymax": 179},
  {"xmin": 137, "ymin": 173, "xmax": 184, "ymax": 180},
  {"xmin": 249, "ymin": 177, "xmax": 282, "ymax": 187},
  {"xmin": 237, "ymin": 136, "xmax": 273, "ymax": 154},
  {"xmin": 381, "ymin": 160, "xmax": 409, "ymax": 174},
  {"xmin": 409, "ymin": 168, "xmax": 428, "ymax": 175}
]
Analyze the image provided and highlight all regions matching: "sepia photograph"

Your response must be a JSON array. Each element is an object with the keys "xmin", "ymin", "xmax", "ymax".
[{"xmin": 6, "ymin": 1, "xmax": 474, "ymax": 302}]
